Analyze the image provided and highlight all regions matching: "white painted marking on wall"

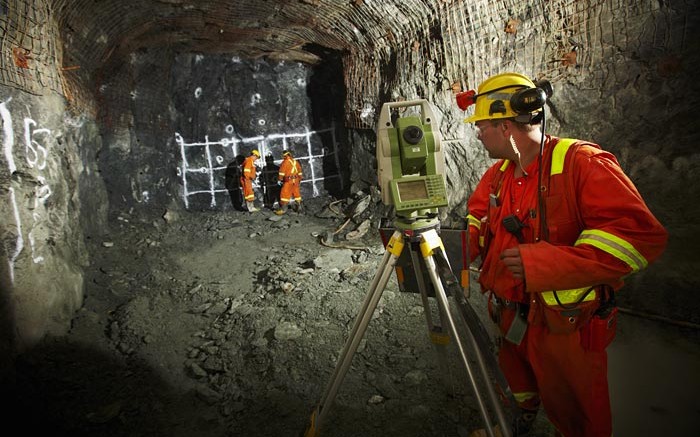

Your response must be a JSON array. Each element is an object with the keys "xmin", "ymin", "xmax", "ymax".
[
  {"xmin": 2, "ymin": 98, "xmax": 16, "ymax": 174},
  {"xmin": 28, "ymin": 229, "xmax": 44, "ymax": 264},
  {"xmin": 1, "ymin": 99, "xmax": 26, "ymax": 281},
  {"xmin": 175, "ymin": 133, "xmax": 190, "ymax": 209},
  {"xmin": 36, "ymin": 177, "xmax": 52, "ymax": 202},
  {"xmin": 194, "ymin": 87, "xmax": 202, "ymax": 99},
  {"xmin": 304, "ymin": 127, "xmax": 319, "ymax": 197},
  {"xmin": 23, "ymin": 118, "xmax": 50, "ymax": 170},
  {"xmin": 225, "ymin": 124, "xmax": 235, "ymax": 134},
  {"xmin": 251, "ymin": 93, "xmax": 261, "ymax": 106},
  {"xmin": 204, "ymin": 135, "xmax": 216, "ymax": 207},
  {"xmin": 7, "ymin": 187, "xmax": 24, "ymax": 277},
  {"xmin": 21, "ymin": 110, "xmax": 53, "ymax": 265},
  {"xmin": 175, "ymin": 124, "xmax": 341, "ymax": 208}
]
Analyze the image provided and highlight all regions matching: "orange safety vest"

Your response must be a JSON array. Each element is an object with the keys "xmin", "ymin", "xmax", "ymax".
[
  {"xmin": 242, "ymin": 155, "xmax": 257, "ymax": 180},
  {"xmin": 278, "ymin": 157, "xmax": 302, "ymax": 182}
]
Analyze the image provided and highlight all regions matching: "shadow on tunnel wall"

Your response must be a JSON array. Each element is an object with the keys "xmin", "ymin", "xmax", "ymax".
[
  {"xmin": 225, "ymin": 155, "xmax": 246, "ymax": 211},
  {"xmin": 305, "ymin": 44, "xmax": 350, "ymax": 199},
  {"xmin": 0, "ymin": 246, "xmax": 16, "ymax": 381},
  {"xmin": 4, "ymin": 341, "xmax": 224, "ymax": 437}
]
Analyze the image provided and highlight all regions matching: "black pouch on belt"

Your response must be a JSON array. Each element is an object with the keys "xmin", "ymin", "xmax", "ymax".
[
  {"xmin": 580, "ymin": 288, "xmax": 618, "ymax": 352},
  {"xmin": 505, "ymin": 302, "xmax": 529, "ymax": 345}
]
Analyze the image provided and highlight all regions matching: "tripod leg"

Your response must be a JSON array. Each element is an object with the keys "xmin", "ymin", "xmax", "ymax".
[
  {"xmin": 418, "ymin": 229, "xmax": 511, "ymax": 437},
  {"xmin": 407, "ymin": 241, "xmax": 454, "ymax": 396},
  {"xmin": 304, "ymin": 230, "xmax": 405, "ymax": 437}
]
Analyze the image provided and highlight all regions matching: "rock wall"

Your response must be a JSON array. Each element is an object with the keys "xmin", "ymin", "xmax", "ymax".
[
  {"xmin": 0, "ymin": 88, "xmax": 106, "ymax": 360},
  {"xmin": 345, "ymin": 2, "xmax": 700, "ymax": 323},
  {"xmin": 97, "ymin": 49, "xmax": 349, "ymax": 216}
]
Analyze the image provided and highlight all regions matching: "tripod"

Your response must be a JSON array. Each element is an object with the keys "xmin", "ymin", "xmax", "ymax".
[{"xmin": 304, "ymin": 218, "xmax": 514, "ymax": 437}]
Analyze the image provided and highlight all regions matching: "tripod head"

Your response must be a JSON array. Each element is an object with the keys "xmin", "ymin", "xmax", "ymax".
[{"xmin": 376, "ymin": 99, "xmax": 448, "ymax": 231}]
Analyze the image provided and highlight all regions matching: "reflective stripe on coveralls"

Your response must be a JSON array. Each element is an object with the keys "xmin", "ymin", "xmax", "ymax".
[
  {"xmin": 279, "ymin": 157, "xmax": 302, "ymax": 205},
  {"xmin": 539, "ymin": 138, "xmax": 650, "ymax": 306},
  {"xmin": 466, "ymin": 135, "xmax": 665, "ymax": 437},
  {"xmin": 241, "ymin": 155, "xmax": 257, "ymax": 201}
]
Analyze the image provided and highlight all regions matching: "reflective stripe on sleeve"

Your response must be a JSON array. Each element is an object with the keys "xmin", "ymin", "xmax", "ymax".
[
  {"xmin": 575, "ymin": 229, "xmax": 648, "ymax": 272},
  {"xmin": 466, "ymin": 214, "xmax": 481, "ymax": 230}
]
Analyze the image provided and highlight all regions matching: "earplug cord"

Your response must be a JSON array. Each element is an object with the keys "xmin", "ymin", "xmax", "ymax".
[{"xmin": 537, "ymin": 110, "xmax": 547, "ymax": 242}]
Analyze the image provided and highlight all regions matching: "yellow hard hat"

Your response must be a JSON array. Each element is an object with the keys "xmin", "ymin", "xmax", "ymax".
[
  {"xmin": 461, "ymin": 72, "xmax": 543, "ymax": 123},
  {"xmin": 251, "ymin": 149, "xmax": 261, "ymax": 157}
]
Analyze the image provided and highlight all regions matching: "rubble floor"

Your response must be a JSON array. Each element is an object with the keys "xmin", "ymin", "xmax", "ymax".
[{"xmin": 6, "ymin": 198, "xmax": 700, "ymax": 436}]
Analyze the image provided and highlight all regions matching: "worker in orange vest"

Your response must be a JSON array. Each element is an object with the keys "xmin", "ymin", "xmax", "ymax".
[
  {"xmin": 240, "ymin": 149, "xmax": 260, "ymax": 212},
  {"xmin": 275, "ymin": 150, "xmax": 303, "ymax": 215},
  {"xmin": 459, "ymin": 73, "xmax": 667, "ymax": 437}
]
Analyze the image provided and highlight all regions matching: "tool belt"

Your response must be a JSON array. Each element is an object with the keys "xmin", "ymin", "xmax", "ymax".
[
  {"xmin": 283, "ymin": 175, "xmax": 300, "ymax": 182},
  {"xmin": 535, "ymin": 292, "xmax": 599, "ymax": 335},
  {"xmin": 488, "ymin": 286, "xmax": 616, "ymax": 351},
  {"xmin": 488, "ymin": 293, "xmax": 530, "ymax": 345}
]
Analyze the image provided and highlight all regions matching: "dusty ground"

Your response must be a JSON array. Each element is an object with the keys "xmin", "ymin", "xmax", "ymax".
[{"xmin": 7, "ymin": 195, "xmax": 555, "ymax": 437}]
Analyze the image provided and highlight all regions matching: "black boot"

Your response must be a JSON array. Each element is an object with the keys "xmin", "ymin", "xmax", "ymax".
[{"xmin": 513, "ymin": 407, "xmax": 538, "ymax": 436}]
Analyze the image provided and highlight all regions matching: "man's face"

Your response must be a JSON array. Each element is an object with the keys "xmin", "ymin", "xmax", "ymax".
[{"xmin": 474, "ymin": 120, "xmax": 507, "ymax": 159}]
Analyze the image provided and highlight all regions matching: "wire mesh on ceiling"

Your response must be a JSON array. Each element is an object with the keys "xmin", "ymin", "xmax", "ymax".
[{"xmin": 0, "ymin": 0, "xmax": 687, "ymax": 127}]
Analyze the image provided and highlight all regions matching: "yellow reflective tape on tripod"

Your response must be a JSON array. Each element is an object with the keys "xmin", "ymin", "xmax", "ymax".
[
  {"xmin": 419, "ymin": 230, "xmax": 444, "ymax": 258},
  {"xmin": 576, "ymin": 229, "xmax": 648, "ymax": 272},
  {"xmin": 430, "ymin": 330, "xmax": 450, "ymax": 345},
  {"xmin": 541, "ymin": 287, "xmax": 595, "ymax": 306},
  {"xmin": 386, "ymin": 232, "xmax": 405, "ymax": 257}
]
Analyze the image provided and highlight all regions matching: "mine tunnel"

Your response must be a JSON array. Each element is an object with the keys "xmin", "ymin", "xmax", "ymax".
[{"xmin": 1, "ymin": 1, "xmax": 699, "ymax": 436}]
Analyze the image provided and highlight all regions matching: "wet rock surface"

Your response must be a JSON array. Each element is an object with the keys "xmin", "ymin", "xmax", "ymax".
[{"xmin": 6, "ymin": 196, "xmax": 553, "ymax": 437}]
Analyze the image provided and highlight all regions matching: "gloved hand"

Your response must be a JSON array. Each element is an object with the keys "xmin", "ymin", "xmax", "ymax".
[{"xmin": 277, "ymin": 181, "xmax": 283, "ymax": 187}]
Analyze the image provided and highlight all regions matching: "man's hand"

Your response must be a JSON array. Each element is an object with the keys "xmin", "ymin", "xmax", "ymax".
[{"xmin": 500, "ymin": 247, "xmax": 524, "ymax": 279}]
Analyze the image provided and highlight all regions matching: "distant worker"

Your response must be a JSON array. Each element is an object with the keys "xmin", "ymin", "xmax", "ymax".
[
  {"xmin": 275, "ymin": 150, "xmax": 303, "ymax": 215},
  {"xmin": 261, "ymin": 153, "xmax": 281, "ymax": 210},
  {"xmin": 225, "ymin": 156, "xmax": 245, "ymax": 211},
  {"xmin": 240, "ymin": 149, "xmax": 261, "ymax": 212}
]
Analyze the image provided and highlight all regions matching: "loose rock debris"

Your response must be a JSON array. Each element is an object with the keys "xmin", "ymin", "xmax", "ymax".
[{"xmin": 7, "ymin": 195, "xmax": 554, "ymax": 437}]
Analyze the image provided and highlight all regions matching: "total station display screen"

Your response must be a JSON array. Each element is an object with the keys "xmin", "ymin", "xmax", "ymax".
[{"xmin": 396, "ymin": 179, "xmax": 429, "ymax": 201}]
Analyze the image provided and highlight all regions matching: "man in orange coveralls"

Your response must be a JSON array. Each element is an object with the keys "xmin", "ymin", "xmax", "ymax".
[
  {"xmin": 458, "ymin": 73, "xmax": 668, "ymax": 437},
  {"xmin": 240, "ymin": 149, "xmax": 260, "ymax": 212},
  {"xmin": 275, "ymin": 150, "xmax": 303, "ymax": 215}
]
